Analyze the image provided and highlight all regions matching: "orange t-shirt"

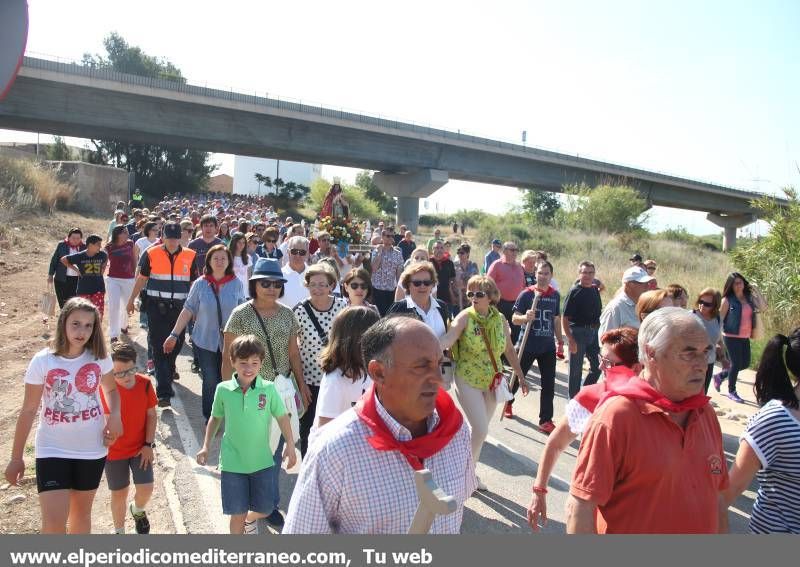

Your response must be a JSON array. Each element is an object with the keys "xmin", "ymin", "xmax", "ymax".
[
  {"xmin": 570, "ymin": 396, "xmax": 728, "ymax": 534},
  {"xmin": 100, "ymin": 374, "xmax": 157, "ymax": 461}
]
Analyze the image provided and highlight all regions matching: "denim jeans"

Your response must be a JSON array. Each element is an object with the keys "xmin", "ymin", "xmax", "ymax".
[
  {"xmin": 146, "ymin": 301, "xmax": 183, "ymax": 400},
  {"xmin": 722, "ymin": 336, "xmax": 750, "ymax": 394},
  {"xmin": 195, "ymin": 346, "xmax": 222, "ymax": 420},
  {"xmin": 568, "ymin": 326, "xmax": 601, "ymax": 399},
  {"xmin": 267, "ymin": 435, "xmax": 285, "ymax": 512}
]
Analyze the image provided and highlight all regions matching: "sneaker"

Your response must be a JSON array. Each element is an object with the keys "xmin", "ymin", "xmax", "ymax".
[
  {"xmin": 173, "ymin": 371, "xmax": 180, "ymax": 381},
  {"xmin": 110, "ymin": 337, "xmax": 118, "ymax": 344},
  {"xmin": 503, "ymin": 402, "xmax": 513, "ymax": 419},
  {"xmin": 146, "ymin": 360, "xmax": 155, "ymax": 375},
  {"xmin": 243, "ymin": 520, "xmax": 259, "ymax": 535},
  {"xmin": 539, "ymin": 421, "xmax": 556, "ymax": 434},
  {"xmin": 157, "ymin": 397, "xmax": 171, "ymax": 408},
  {"xmin": 265, "ymin": 509, "xmax": 284, "ymax": 528},
  {"xmin": 475, "ymin": 477, "xmax": 488, "ymax": 492},
  {"xmin": 191, "ymin": 361, "xmax": 200, "ymax": 374},
  {"xmin": 712, "ymin": 372, "xmax": 725, "ymax": 392},
  {"xmin": 129, "ymin": 504, "xmax": 150, "ymax": 534},
  {"xmin": 121, "ymin": 327, "xmax": 129, "ymax": 335},
  {"xmin": 727, "ymin": 391, "xmax": 745, "ymax": 404}
]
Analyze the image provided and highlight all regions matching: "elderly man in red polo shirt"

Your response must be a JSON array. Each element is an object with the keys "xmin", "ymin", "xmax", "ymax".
[
  {"xmin": 566, "ymin": 307, "xmax": 729, "ymax": 534},
  {"xmin": 487, "ymin": 241, "xmax": 525, "ymax": 344}
]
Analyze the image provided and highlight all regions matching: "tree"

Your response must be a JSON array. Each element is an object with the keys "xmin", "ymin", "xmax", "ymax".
[
  {"xmin": 82, "ymin": 33, "xmax": 216, "ymax": 197},
  {"xmin": 519, "ymin": 188, "xmax": 561, "ymax": 225},
  {"xmin": 45, "ymin": 136, "xmax": 72, "ymax": 161},
  {"xmin": 731, "ymin": 187, "xmax": 800, "ymax": 331},
  {"xmin": 355, "ymin": 170, "xmax": 396, "ymax": 215},
  {"xmin": 563, "ymin": 184, "xmax": 649, "ymax": 234},
  {"xmin": 254, "ymin": 173, "xmax": 271, "ymax": 196}
]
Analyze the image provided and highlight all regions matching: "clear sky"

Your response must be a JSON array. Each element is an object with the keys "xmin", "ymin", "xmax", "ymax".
[{"xmin": 3, "ymin": 0, "xmax": 798, "ymax": 235}]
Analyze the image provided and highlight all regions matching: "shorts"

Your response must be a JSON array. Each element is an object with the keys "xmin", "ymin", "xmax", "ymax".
[
  {"xmin": 104, "ymin": 455, "xmax": 155, "ymax": 491},
  {"xmin": 36, "ymin": 457, "xmax": 106, "ymax": 493},
  {"xmin": 220, "ymin": 467, "xmax": 273, "ymax": 516}
]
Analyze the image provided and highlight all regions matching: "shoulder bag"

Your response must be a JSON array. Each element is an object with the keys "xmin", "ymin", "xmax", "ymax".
[
  {"xmin": 207, "ymin": 279, "xmax": 225, "ymax": 350},
  {"xmin": 476, "ymin": 320, "xmax": 514, "ymax": 403},
  {"xmin": 249, "ymin": 303, "xmax": 304, "ymax": 448}
]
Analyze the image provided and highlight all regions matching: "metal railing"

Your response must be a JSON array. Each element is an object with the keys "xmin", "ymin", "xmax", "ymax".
[{"xmin": 19, "ymin": 51, "xmax": 772, "ymax": 200}]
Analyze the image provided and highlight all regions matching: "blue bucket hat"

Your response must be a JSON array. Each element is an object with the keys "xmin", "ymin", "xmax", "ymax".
[{"xmin": 249, "ymin": 258, "xmax": 287, "ymax": 282}]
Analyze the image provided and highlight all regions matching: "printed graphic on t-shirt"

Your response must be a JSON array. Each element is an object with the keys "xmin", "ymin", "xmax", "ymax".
[{"xmin": 43, "ymin": 363, "xmax": 103, "ymax": 425}]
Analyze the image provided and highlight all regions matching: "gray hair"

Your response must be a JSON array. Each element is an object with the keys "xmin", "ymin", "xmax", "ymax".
[
  {"xmin": 286, "ymin": 235, "xmax": 309, "ymax": 250},
  {"xmin": 638, "ymin": 307, "xmax": 706, "ymax": 363}
]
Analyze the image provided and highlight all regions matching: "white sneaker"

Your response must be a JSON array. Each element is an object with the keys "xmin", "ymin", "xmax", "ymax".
[
  {"xmin": 243, "ymin": 520, "xmax": 259, "ymax": 535},
  {"xmin": 476, "ymin": 477, "xmax": 488, "ymax": 492}
]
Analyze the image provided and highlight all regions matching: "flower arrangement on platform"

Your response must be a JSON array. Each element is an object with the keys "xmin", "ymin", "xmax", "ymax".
[{"xmin": 317, "ymin": 215, "xmax": 362, "ymax": 244}]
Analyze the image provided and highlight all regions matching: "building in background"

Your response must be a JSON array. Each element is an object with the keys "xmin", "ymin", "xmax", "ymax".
[
  {"xmin": 206, "ymin": 173, "xmax": 233, "ymax": 194},
  {"xmin": 233, "ymin": 156, "xmax": 321, "ymax": 196}
]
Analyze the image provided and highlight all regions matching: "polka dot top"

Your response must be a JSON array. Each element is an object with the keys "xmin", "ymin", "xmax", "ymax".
[{"xmin": 293, "ymin": 297, "xmax": 349, "ymax": 386}]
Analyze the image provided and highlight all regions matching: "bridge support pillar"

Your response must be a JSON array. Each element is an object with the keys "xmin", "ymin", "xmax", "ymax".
[
  {"xmin": 373, "ymin": 169, "xmax": 449, "ymax": 232},
  {"xmin": 706, "ymin": 213, "xmax": 756, "ymax": 251}
]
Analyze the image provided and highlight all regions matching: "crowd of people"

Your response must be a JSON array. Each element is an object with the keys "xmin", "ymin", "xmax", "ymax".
[{"xmin": 6, "ymin": 187, "xmax": 799, "ymax": 535}]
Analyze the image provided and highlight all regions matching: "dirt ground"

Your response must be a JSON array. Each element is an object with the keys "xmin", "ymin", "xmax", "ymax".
[{"xmin": 0, "ymin": 211, "xmax": 175, "ymax": 534}]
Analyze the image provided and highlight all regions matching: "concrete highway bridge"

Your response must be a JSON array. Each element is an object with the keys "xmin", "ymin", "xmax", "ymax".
[{"xmin": 0, "ymin": 56, "xmax": 782, "ymax": 248}]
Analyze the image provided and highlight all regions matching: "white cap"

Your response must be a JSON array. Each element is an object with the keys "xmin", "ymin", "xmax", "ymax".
[{"xmin": 622, "ymin": 266, "xmax": 655, "ymax": 283}]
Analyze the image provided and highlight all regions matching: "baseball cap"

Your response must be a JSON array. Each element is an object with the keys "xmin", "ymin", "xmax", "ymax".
[
  {"xmin": 162, "ymin": 223, "xmax": 182, "ymax": 239},
  {"xmin": 629, "ymin": 253, "xmax": 643, "ymax": 262},
  {"xmin": 622, "ymin": 266, "xmax": 654, "ymax": 283},
  {"xmin": 491, "ymin": 239, "xmax": 502, "ymax": 246}
]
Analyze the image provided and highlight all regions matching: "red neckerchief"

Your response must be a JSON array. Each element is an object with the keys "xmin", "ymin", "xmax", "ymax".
[
  {"xmin": 526, "ymin": 284, "xmax": 556, "ymax": 297},
  {"xmin": 204, "ymin": 274, "xmax": 236, "ymax": 293},
  {"xmin": 64, "ymin": 238, "xmax": 84, "ymax": 249},
  {"xmin": 574, "ymin": 365, "xmax": 638, "ymax": 413},
  {"xmin": 598, "ymin": 376, "xmax": 710, "ymax": 414},
  {"xmin": 354, "ymin": 384, "xmax": 463, "ymax": 471}
]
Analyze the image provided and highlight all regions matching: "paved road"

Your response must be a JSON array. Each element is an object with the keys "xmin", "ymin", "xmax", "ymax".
[{"xmin": 134, "ymin": 333, "xmax": 756, "ymax": 534}]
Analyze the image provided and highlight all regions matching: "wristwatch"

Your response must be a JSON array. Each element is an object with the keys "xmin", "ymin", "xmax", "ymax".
[{"xmin": 143, "ymin": 441, "xmax": 156, "ymax": 449}]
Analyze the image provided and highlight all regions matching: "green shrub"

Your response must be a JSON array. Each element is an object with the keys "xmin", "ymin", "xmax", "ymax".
[{"xmin": 563, "ymin": 184, "xmax": 649, "ymax": 234}]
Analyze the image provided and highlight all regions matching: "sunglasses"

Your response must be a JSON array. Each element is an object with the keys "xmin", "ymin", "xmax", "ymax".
[
  {"xmin": 290, "ymin": 249, "xmax": 307, "ymax": 256},
  {"xmin": 264, "ymin": 239, "xmax": 277, "ymax": 244},
  {"xmin": 410, "ymin": 280, "xmax": 433, "ymax": 287},
  {"xmin": 258, "ymin": 280, "xmax": 284, "ymax": 289},
  {"xmin": 467, "ymin": 290, "xmax": 487, "ymax": 299},
  {"xmin": 349, "ymin": 282, "xmax": 369, "ymax": 290},
  {"xmin": 112, "ymin": 368, "xmax": 137, "ymax": 379},
  {"xmin": 698, "ymin": 300, "xmax": 714, "ymax": 307}
]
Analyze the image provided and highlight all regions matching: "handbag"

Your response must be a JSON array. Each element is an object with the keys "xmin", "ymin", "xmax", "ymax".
[
  {"xmin": 40, "ymin": 290, "xmax": 57, "ymax": 317},
  {"xmin": 440, "ymin": 353, "xmax": 455, "ymax": 387},
  {"xmin": 270, "ymin": 373, "xmax": 301, "ymax": 452},
  {"xmin": 250, "ymin": 302, "xmax": 306, "ymax": 424},
  {"xmin": 477, "ymin": 321, "xmax": 512, "ymax": 403}
]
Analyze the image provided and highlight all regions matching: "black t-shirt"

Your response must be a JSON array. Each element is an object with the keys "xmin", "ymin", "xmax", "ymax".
[
  {"xmin": 398, "ymin": 239, "xmax": 416, "ymax": 261},
  {"xmin": 67, "ymin": 250, "xmax": 108, "ymax": 295},
  {"xmin": 432, "ymin": 258, "xmax": 456, "ymax": 304},
  {"xmin": 187, "ymin": 236, "xmax": 223, "ymax": 277},
  {"xmin": 562, "ymin": 284, "xmax": 602, "ymax": 327}
]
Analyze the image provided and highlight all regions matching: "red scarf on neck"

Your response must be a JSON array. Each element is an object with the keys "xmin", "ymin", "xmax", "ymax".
[
  {"xmin": 574, "ymin": 365, "xmax": 638, "ymax": 413},
  {"xmin": 204, "ymin": 274, "xmax": 237, "ymax": 293},
  {"xmin": 354, "ymin": 384, "xmax": 463, "ymax": 471},
  {"xmin": 598, "ymin": 377, "xmax": 710, "ymax": 414}
]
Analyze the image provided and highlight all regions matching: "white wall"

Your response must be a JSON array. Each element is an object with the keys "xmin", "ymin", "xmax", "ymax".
[{"xmin": 233, "ymin": 156, "xmax": 321, "ymax": 196}]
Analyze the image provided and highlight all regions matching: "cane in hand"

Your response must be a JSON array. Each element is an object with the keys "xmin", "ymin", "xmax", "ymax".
[{"xmin": 501, "ymin": 291, "xmax": 541, "ymax": 422}]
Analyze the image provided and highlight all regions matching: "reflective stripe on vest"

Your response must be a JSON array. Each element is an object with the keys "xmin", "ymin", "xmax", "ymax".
[{"xmin": 145, "ymin": 246, "xmax": 195, "ymax": 301}]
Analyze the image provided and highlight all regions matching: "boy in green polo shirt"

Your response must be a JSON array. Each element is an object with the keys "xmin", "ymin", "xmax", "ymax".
[{"xmin": 196, "ymin": 335, "xmax": 297, "ymax": 534}]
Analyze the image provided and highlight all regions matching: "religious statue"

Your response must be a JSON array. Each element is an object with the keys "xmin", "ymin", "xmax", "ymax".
[{"xmin": 320, "ymin": 180, "xmax": 350, "ymax": 220}]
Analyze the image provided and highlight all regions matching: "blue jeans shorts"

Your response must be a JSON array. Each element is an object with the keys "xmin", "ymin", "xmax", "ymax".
[{"xmin": 220, "ymin": 466, "xmax": 273, "ymax": 516}]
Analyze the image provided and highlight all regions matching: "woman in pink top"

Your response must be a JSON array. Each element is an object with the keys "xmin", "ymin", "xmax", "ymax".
[
  {"xmin": 105, "ymin": 226, "xmax": 137, "ymax": 342},
  {"xmin": 714, "ymin": 272, "xmax": 765, "ymax": 403}
]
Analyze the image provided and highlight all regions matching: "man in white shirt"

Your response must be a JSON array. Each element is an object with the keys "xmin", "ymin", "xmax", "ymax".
[
  {"xmin": 280, "ymin": 235, "xmax": 310, "ymax": 309},
  {"xmin": 284, "ymin": 318, "xmax": 476, "ymax": 534},
  {"xmin": 598, "ymin": 266, "xmax": 653, "ymax": 337}
]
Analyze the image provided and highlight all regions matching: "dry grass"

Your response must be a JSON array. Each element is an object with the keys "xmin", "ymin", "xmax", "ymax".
[{"xmin": 0, "ymin": 156, "xmax": 76, "ymax": 230}]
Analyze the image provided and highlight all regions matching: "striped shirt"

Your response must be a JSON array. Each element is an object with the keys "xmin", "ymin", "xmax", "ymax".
[
  {"xmin": 742, "ymin": 399, "xmax": 800, "ymax": 534},
  {"xmin": 284, "ymin": 395, "xmax": 476, "ymax": 534}
]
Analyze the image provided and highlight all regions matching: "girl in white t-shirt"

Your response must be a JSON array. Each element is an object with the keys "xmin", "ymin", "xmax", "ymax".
[
  {"xmin": 4, "ymin": 298, "xmax": 122, "ymax": 533},
  {"xmin": 313, "ymin": 306, "xmax": 380, "ymax": 431}
]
